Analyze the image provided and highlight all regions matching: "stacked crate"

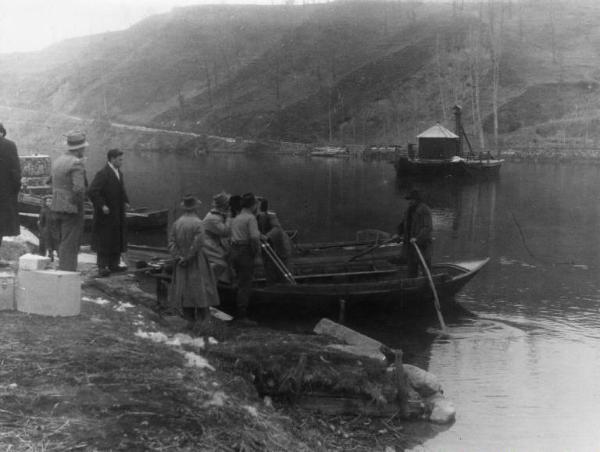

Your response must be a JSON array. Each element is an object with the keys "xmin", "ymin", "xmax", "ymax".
[{"xmin": 20, "ymin": 155, "xmax": 52, "ymax": 195}]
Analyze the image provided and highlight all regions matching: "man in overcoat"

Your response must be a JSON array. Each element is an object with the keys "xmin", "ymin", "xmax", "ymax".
[
  {"xmin": 202, "ymin": 191, "xmax": 232, "ymax": 283},
  {"xmin": 51, "ymin": 130, "xmax": 88, "ymax": 271},
  {"xmin": 0, "ymin": 123, "xmax": 21, "ymax": 251},
  {"xmin": 397, "ymin": 189, "xmax": 433, "ymax": 278},
  {"xmin": 168, "ymin": 195, "xmax": 220, "ymax": 322},
  {"xmin": 87, "ymin": 148, "xmax": 129, "ymax": 277}
]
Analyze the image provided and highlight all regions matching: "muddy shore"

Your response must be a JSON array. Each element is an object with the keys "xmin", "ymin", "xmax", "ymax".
[{"xmin": 0, "ymin": 252, "xmax": 447, "ymax": 451}]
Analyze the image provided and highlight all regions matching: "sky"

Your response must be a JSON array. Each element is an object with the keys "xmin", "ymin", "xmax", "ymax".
[{"xmin": 0, "ymin": 0, "xmax": 229, "ymax": 54}]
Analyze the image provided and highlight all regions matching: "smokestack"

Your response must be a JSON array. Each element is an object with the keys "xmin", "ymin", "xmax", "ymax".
[{"xmin": 453, "ymin": 105, "xmax": 463, "ymax": 156}]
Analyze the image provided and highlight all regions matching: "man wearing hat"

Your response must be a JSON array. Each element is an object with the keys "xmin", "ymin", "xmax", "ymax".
[
  {"xmin": 168, "ymin": 194, "xmax": 220, "ymax": 322},
  {"xmin": 229, "ymin": 192, "xmax": 261, "ymax": 321},
  {"xmin": 396, "ymin": 189, "xmax": 433, "ymax": 278},
  {"xmin": 202, "ymin": 191, "xmax": 232, "ymax": 283},
  {"xmin": 87, "ymin": 148, "xmax": 130, "ymax": 277},
  {"xmin": 0, "ymin": 123, "xmax": 21, "ymax": 259},
  {"xmin": 50, "ymin": 130, "xmax": 89, "ymax": 271}
]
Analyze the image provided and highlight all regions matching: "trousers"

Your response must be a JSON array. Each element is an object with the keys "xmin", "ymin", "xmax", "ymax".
[
  {"xmin": 54, "ymin": 211, "xmax": 84, "ymax": 271},
  {"xmin": 230, "ymin": 244, "xmax": 256, "ymax": 316}
]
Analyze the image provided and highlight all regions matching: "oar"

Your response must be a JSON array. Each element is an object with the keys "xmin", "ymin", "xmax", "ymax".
[
  {"xmin": 412, "ymin": 241, "xmax": 446, "ymax": 331},
  {"xmin": 261, "ymin": 239, "xmax": 297, "ymax": 285},
  {"xmin": 347, "ymin": 236, "xmax": 398, "ymax": 262}
]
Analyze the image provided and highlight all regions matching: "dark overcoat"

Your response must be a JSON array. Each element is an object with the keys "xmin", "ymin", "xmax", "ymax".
[
  {"xmin": 87, "ymin": 164, "xmax": 129, "ymax": 254},
  {"xmin": 0, "ymin": 136, "xmax": 21, "ymax": 236}
]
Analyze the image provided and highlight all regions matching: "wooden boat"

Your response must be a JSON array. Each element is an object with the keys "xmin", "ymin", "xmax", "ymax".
[
  {"xmin": 152, "ymin": 258, "xmax": 489, "ymax": 317},
  {"xmin": 18, "ymin": 193, "xmax": 168, "ymax": 231},
  {"xmin": 128, "ymin": 230, "xmax": 404, "ymax": 268},
  {"xmin": 395, "ymin": 154, "xmax": 503, "ymax": 178},
  {"xmin": 311, "ymin": 146, "xmax": 350, "ymax": 157}
]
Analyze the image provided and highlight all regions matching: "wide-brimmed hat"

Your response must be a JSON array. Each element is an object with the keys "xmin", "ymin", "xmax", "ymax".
[
  {"xmin": 211, "ymin": 191, "xmax": 231, "ymax": 212},
  {"xmin": 65, "ymin": 130, "xmax": 89, "ymax": 151},
  {"xmin": 405, "ymin": 189, "xmax": 421, "ymax": 201},
  {"xmin": 240, "ymin": 192, "xmax": 257, "ymax": 209},
  {"xmin": 181, "ymin": 194, "xmax": 201, "ymax": 211}
]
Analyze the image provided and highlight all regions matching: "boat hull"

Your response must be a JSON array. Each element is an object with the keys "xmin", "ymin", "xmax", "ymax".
[
  {"xmin": 216, "ymin": 259, "xmax": 489, "ymax": 317},
  {"xmin": 18, "ymin": 193, "xmax": 168, "ymax": 231},
  {"xmin": 395, "ymin": 157, "xmax": 503, "ymax": 179}
]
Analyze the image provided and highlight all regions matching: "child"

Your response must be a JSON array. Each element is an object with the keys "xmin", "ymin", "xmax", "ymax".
[{"xmin": 38, "ymin": 195, "xmax": 58, "ymax": 261}]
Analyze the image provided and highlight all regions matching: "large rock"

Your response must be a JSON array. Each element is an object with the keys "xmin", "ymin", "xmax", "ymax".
[
  {"xmin": 426, "ymin": 394, "xmax": 456, "ymax": 424},
  {"xmin": 403, "ymin": 364, "xmax": 442, "ymax": 397}
]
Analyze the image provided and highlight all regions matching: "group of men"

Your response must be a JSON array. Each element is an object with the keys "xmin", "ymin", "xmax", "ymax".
[
  {"xmin": 0, "ymin": 125, "xmax": 129, "ymax": 276},
  {"xmin": 168, "ymin": 190, "xmax": 293, "ymax": 323},
  {"xmin": 0, "ymin": 122, "xmax": 435, "ymax": 322}
]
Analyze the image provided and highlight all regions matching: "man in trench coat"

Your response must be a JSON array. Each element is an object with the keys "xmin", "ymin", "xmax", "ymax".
[
  {"xmin": 168, "ymin": 195, "xmax": 220, "ymax": 322},
  {"xmin": 87, "ymin": 148, "xmax": 129, "ymax": 277},
  {"xmin": 0, "ymin": 123, "xmax": 21, "ymax": 251}
]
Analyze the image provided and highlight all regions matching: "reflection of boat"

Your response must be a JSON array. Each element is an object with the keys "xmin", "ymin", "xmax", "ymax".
[
  {"xmin": 394, "ymin": 105, "xmax": 503, "ymax": 178},
  {"xmin": 153, "ymin": 258, "xmax": 489, "ymax": 316},
  {"xmin": 18, "ymin": 193, "xmax": 168, "ymax": 231},
  {"xmin": 311, "ymin": 146, "xmax": 350, "ymax": 157}
]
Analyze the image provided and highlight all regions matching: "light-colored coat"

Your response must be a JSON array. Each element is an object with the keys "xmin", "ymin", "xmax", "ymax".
[
  {"xmin": 202, "ymin": 210, "xmax": 232, "ymax": 282},
  {"xmin": 50, "ymin": 153, "xmax": 86, "ymax": 214},
  {"xmin": 168, "ymin": 212, "xmax": 220, "ymax": 310}
]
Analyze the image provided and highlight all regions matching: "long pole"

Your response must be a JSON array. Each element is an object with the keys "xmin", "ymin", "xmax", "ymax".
[
  {"xmin": 412, "ymin": 242, "xmax": 446, "ymax": 331},
  {"xmin": 261, "ymin": 240, "xmax": 297, "ymax": 285},
  {"xmin": 347, "ymin": 236, "xmax": 398, "ymax": 262}
]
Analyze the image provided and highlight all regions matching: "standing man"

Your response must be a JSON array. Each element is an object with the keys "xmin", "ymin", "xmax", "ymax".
[
  {"xmin": 256, "ymin": 197, "xmax": 292, "ymax": 282},
  {"xmin": 51, "ymin": 130, "xmax": 88, "ymax": 271},
  {"xmin": 168, "ymin": 195, "xmax": 220, "ymax": 323},
  {"xmin": 397, "ymin": 189, "xmax": 433, "ymax": 278},
  {"xmin": 202, "ymin": 191, "xmax": 232, "ymax": 283},
  {"xmin": 87, "ymin": 149, "xmax": 129, "ymax": 277},
  {"xmin": 0, "ymin": 123, "xmax": 21, "ymax": 255},
  {"xmin": 229, "ymin": 192, "xmax": 261, "ymax": 322}
]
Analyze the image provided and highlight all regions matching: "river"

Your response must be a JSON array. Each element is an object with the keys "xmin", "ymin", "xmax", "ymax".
[{"xmin": 85, "ymin": 151, "xmax": 600, "ymax": 451}]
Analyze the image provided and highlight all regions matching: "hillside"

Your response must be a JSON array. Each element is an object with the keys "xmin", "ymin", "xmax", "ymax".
[{"xmin": 1, "ymin": 0, "xmax": 600, "ymax": 151}]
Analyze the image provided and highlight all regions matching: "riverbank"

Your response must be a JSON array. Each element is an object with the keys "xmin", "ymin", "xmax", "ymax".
[{"xmin": 0, "ymin": 253, "xmax": 448, "ymax": 451}]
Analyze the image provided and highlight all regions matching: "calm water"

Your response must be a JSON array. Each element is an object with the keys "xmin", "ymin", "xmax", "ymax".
[{"xmin": 87, "ymin": 151, "xmax": 600, "ymax": 451}]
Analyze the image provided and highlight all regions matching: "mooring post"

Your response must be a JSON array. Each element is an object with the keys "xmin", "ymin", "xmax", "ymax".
[{"xmin": 338, "ymin": 299, "xmax": 346, "ymax": 324}]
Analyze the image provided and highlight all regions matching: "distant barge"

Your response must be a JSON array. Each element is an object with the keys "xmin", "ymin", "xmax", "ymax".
[{"xmin": 394, "ymin": 105, "xmax": 503, "ymax": 179}]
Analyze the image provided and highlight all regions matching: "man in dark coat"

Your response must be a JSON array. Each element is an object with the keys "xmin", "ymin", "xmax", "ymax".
[
  {"xmin": 397, "ymin": 189, "xmax": 433, "ymax": 278},
  {"xmin": 87, "ymin": 148, "xmax": 129, "ymax": 277},
  {"xmin": 0, "ymin": 123, "xmax": 21, "ymax": 250}
]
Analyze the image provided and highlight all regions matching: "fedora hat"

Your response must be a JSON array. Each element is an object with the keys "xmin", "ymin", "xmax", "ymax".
[
  {"xmin": 405, "ymin": 189, "xmax": 421, "ymax": 201},
  {"xmin": 211, "ymin": 191, "xmax": 231, "ymax": 212},
  {"xmin": 65, "ymin": 130, "xmax": 89, "ymax": 151},
  {"xmin": 181, "ymin": 194, "xmax": 201, "ymax": 211}
]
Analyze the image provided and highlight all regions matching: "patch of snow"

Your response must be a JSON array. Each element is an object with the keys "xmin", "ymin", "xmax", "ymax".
[
  {"xmin": 243, "ymin": 405, "xmax": 258, "ymax": 417},
  {"xmin": 168, "ymin": 333, "xmax": 205, "ymax": 348},
  {"xmin": 82, "ymin": 296, "xmax": 110, "ymax": 305},
  {"xmin": 182, "ymin": 351, "xmax": 215, "ymax": 371},
  {"xmin": 203, "ymin": 391, "xmax": 227, "ymax": 407},
  {"xmin": 135, "ymin": 329, "xmax": 169, "ymax": 343},
  {"xmin": 114, "ymin": 301, "xmax": 135, "ymax": 312}
]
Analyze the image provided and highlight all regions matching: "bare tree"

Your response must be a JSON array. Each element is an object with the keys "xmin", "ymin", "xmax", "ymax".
[
  {"xmin": 486, "ymin": 0, "xmax": 504, "ymax": 150},
  {"xmin": 435, "ymin": 33, "xmax": 448, "ymax": 121}
]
